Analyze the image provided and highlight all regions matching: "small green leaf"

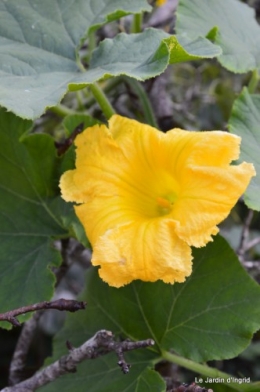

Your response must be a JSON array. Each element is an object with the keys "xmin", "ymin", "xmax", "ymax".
[
  {"xmin": 176, "ymin": 0, "xmax": 260, "ymax": 73},
  {"xmin": 166, "ymin": 33, "xmax": 221, "ymax": 64},
  {"xmin": 228, "ymin": 87, "xmax": 260, "ymax": 211},
  {"xmin": 62, "ymin": 114, "xmax": 99, "ymax": 136},
  {"xmin": 206, "ymin": 26, "xmax": 219, "ymax": 41}
]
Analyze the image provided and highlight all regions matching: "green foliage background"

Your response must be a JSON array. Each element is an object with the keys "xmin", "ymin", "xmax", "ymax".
[{"xmin": 0, "ymin": 0, "xmax": 260, "ymax": 390}]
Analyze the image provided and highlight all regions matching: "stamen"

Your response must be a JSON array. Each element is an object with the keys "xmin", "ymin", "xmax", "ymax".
[
  {"xmin": 157, "ymin": 197, "xmax": 172, "ymax": 210},
  {"xmin": 157, "ymin": 195, "xmax": 175, "ymax": 215}
]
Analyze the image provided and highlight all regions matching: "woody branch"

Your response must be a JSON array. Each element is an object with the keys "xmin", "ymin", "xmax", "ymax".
[
  {"xmin": 0, "ymin": 299, "xmax": 86, "ymax": 327},
  {"xmin": 1, "ymin": 330, "xmax": 154, "ymax": 392}
]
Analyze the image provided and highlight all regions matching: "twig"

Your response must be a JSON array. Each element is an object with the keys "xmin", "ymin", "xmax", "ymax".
[
  {"xmin": 1, "ymin": 330, "xmax": 154, "ymax": 391},
  {"xmin": 101, "ymin": 337, "xmax": 154, "ymax": 374},
  {"xmin": 241, "ymin": 260, "xmax": 260, "ymax": 269},
  {"xmin": 165, "ymin": 377, "xmax": 214, "ymax": 392},
  {"xmin": 237, "ymin": 209, "xmax": 254, "ymax": 260},
  {"xmin": 244, "ymin": 236, "xmax": 260, "ymax": 252},
  {"xmin": 0, "ymin": 299, "xmax": 86, "ymax": 327},
  {"xmin": 55, "ymin": 123, "xmax": 83, "ymax": 156},
  {"xmin": 53, "ymin": 239, "xmax": 71, "ymax": 288},
  {"xmin": 8, "ymin": 312, "xmax": 42, "ymax": 386}
]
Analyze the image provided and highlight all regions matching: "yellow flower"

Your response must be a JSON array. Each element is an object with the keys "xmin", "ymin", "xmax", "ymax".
[{"xmin": 60, "ymin": 115, "xmax": 255, "ymax": 287}]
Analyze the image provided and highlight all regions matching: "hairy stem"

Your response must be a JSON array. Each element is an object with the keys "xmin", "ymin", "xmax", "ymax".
[
  {"xmin": 162, "ymin": 350, "xmax": 251, "ymax": 391},
  {"xmin": 89, "ymin": 83, "xmax": 116, "ymax": 119},
  {"xmin": 248, "ymin": 69, "xmax": 259, "ymax": 94},
  {"xmin": 131, "ymin": 13, "xmax": 143, "ymax": 33},
  {"xmin": 49, "ymin": 104, "xmax": 77, "ymax": 117}
]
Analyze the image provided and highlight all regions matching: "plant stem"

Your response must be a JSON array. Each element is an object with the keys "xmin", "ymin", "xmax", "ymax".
[
  {"xmin": 76, "ymin": 90, "xmax": 85, "ymax": 110},
  {"xmin": 83, "ymin": 78, "xmax": 122, "ymax": 108},
  {"xmin": 50, "ymin": 104, "xmax": 77, "ymax": 117},
  {"xmin": 131, "ymin": 13, "xmax": 143, "ymax": 33},
  {"xmin": 89, "ymin": 82, "xmax": 115, "ymax": 119},
  {"xmin": 162, "ymin": 350, "xmax": 248, "ymax": 391},
  {"xmin": 123, "ymin": 76, "xmax": 158, "ymax": 128},
  {"xmin": 88, "ymin": 30, "xmax": 97, "ymax": 58},
  {"xmin": 248, "ymin": 69, "xmax": 259, "ymax": 94}
]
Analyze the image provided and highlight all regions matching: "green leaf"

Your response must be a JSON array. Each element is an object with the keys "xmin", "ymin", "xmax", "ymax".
[
  {"xmin": 62, "ymin": 114, "xmax": 99, "ymax": 136},
  {"xmin": 0, "ymin": 0, "xmax": 151, "ymax": 119},
  {"xmin": 211, "ymin": 382, "xmax": 260, "ymax": 392},
  {"xmin": 228, "ymin": 87, "xmax": 260, "ymax": 211},
  {"xmin": 243, "ymin": 383, "xmax": 260, "ymax": 392},
  {"xmin": 0, "ymin": 1, "xmax": 220, "ymax": 119},
  {"xmin": 176, "ymin": 0, "xmax": 260, "ymax": 73},
  {"xmin": 88, "ymin": 29, "xmax": 221, "ymax": 81},
  {"xmin": 166, "ymin": 33, "xmax": 221, "ymax": 64},
  {"xmin": 41, "ymin": 236, "xmax": 260, "ymax": 389},
  {"xmin": 83, "ymin": 237, "xmax": 260, "ymax": 363},
  {"xmin": 0, "ymin": 109, "xmax": 73, "ymax": 328},
  {"xmin": 58, "ymin": 114, "xmax": 100, "ymax": 174},
  {"xmin": 41, "ymin": 350, "xmax": 165, "ymax": 392}
]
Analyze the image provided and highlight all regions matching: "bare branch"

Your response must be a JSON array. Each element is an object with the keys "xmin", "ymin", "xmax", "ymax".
[
  {"xmin": 0, "ymin": 299, "xmax": 86, "ymax": 327},
  {"xmin": 55, "ymin": 123, "xmax": 83, "ymax": 156},
  {"xmin": 244, "ymin": 236, "xmax": 260, "ymax": 252},
  {"xmin": 101, "ymin": 337, "xmax": 155, "ymax": 374},
  {"xmin": 1, "ymin": 330, "xmax": 154, "ymax": 391},
  {"xmin": 241, "ymin": 260, "xmax": 260, "ymax": 269},
  {"xmin": 53, "ymin": 238, "xmax": 71, "ymax": 288},
  {"xmin": 237, "ymin": 209, "xmax": 254, "ymax": 260},
  {"xmin": 8, "ymin": 312, "xmax": 41, "ymax": 386}
]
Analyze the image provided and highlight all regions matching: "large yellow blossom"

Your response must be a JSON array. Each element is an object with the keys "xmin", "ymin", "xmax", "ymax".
[{"xmin": 60, "ymin": 115, "xmax": 255, "ymax": 287}]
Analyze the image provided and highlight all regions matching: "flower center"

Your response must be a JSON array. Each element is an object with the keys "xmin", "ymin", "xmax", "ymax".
[{"xmin": 157, "ymin": 194, "xmax": 176, "ymax": 216}]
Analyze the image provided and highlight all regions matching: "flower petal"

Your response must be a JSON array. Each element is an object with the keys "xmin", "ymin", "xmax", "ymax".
[
  {"xmin": 157, "ymin": 129, "xmax": 241, "ymax": 182},
  {"xmin": 60, "ymin": 170, "xmax": 85, "ymax": 203},
  {"xmin": 69, "ymin": 116, "xmax": 184, "ymax": 243},
  {"xmin": 172, "ymin": 162, "xmax": 256, "ymax": 247},
  {"xmin": 91, "ymin": 219, "xmax": 192, "ymax": 287}
]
